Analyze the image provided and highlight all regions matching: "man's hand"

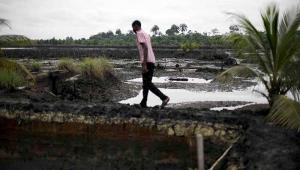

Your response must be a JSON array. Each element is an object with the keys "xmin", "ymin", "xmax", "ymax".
[{"xmin": 142, "ymin": 62, "xmax": 148, "ymax": 73}]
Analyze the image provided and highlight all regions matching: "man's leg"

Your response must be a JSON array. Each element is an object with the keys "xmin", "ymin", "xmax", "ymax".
[
  {"xmin": 146, "ymin": 63, "xmax": 168, "ymax": 101},
  {"xmin": 140, "ymin": 71, "xmax": 150, "ymax": 107}
]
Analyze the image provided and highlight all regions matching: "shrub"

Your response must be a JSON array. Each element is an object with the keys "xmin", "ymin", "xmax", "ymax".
[
  {"xmin": 0, "ymin": 57, "xmax": 34, "ymax": 82},
  {"xmin": 79, "ymin": 57, "xmax": 113, "ymax": 79},
  {"xmin": 58, "ymin": 58, "xmax": 78, "ymax": 73},
  {"xmin": 31, "ymin": 60, "xmax": 42, "ymax": 72},
  {"xmin": 180, "ymin": 42, "xmax": 200, "ymax": 52},
  {"xmin": 0, "ymin": 69, "xmax": 25, "ymax": 90}
]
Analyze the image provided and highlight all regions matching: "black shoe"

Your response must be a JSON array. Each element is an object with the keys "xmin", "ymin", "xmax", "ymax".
[
  {"xmin": 140, "ymin": 102, "xmax": 148, "ymax": 108},
  {"xmin": 161, "ymin": 97, "xmax": 170, "ymax": 108}
]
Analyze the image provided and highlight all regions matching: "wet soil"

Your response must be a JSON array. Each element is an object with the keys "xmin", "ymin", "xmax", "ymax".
[{"xmin": 0, "ymin": 57, "xmax": 299, "ymax": 170}]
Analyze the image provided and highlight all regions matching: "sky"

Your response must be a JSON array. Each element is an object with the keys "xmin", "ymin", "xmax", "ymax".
[{"xmin": 0, "ymin": 0, "xmax": 299, "ymax": 39}]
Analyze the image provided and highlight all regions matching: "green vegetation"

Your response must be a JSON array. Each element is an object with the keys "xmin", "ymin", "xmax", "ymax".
[
  {"xmin": 217, "ymin": 4, "xmax": 300, "ymax": 131},
  {"xmin": 57, "ymin": 57, "xmax": 113, "ymax": 79},
  {"xmin": 58, "ymin": 58, "xmax": 79, "ymax": 73},
  {"xmin": 0, "ymin": 58, "xmax": 34, "ymax": 90},
  {"xmin": 0, "ymin": 35, "xmax": 32, "ymax": 46},
  {"xmin": 79, "ymin": 57, "xmax": 113, "ymax": 79},
  {"xmin": 180, "ymin": 42, "xmax": 200, "ymax": 52},
  {"xmin": 0, "ymin": 58, "xmax": 34, "ymax": 81},
  {"xmin": 23, "ymin": 23, "xmax": 228, "ymax": 47},
  {"xmin": 30, "ymin": 60, "xmax": 42, "ymax": 72},
  {"xmin": 0, "ymin": 69, "xmax": 25, "ymax": 90}
]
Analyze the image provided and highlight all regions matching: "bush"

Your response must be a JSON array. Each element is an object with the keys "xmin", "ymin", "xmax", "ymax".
[
  {"xmin": 31, "ymin": 60, "xmax": 42, "ymax": 72},
  {"xmin": 79, "ymin": 57, "xmax": 113, "ymax": 79},
  {"xmin": 180, "ymin": 42, "xmax": 200, "ymax": 52},
  {"xmin": 58, "ymin": 58, "xmax": 79, "ymax": 73},
  {"xmin": 0, "ymin": 58, "xmax": 34, "ymax": 82},
  {"xmin": 0, "ymin": 69, "xmax": 25, "ymax": 90}
]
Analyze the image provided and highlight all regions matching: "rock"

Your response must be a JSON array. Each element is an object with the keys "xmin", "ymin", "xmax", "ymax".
[
  {"xmin": 174, "ymin": 123, "xmax": 185, "ymax": 136},
  {"xmin": 199, "ymin": 127, "xmax": 214, "ymax": 137},
  {"xmin": 223, "ymin": 57, "xmax": 239, "ymax": 66},
  {"xmin": 194, "ymin": 124, "xmax": 202, "ymax": 135},
  {"xmin": 226, "ymin": 164, "xmax": 239, "ymax": 170},
  {"xmin": 167, "ymin": 127, "xmax": 175, "ymax": 136}
]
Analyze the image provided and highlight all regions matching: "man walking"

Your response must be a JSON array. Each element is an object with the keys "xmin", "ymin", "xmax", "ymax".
[{"xmin": 132, "ymin": 20, "xmax": 170, "ymax": 108}]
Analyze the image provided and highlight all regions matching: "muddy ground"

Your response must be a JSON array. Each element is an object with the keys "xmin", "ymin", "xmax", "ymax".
[{"xmin": 0, "ymin": 57, "xmax": 299, "ymax": 169}]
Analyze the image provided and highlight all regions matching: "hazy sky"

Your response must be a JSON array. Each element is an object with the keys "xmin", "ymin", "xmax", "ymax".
[{"xmin": 0, "ymin": 0, "xmax": 298, "ymax": 39}]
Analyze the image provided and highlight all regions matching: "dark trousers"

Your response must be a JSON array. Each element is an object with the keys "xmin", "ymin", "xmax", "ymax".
[{"xmin": 140, "ymin": 63, "xmax": 167, "ymax": 106}]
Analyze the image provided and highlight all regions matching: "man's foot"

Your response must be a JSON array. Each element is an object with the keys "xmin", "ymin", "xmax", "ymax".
[
  {"xmin": 161, "ymin": 97, "xmax": 170, "ymax": 108},
  {"xmin": 140, "ymin": 102, "xmax": 148, "ymax": 108}
]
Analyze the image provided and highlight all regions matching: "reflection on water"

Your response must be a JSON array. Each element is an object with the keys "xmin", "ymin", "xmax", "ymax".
[
  {"xmin": 0, "ymin": 118, "xmax": 225, "ymax": 170},
  {"xmin": 127, "ymin": 76, "xmax": 212, "ymax": 84},
  {"xmin": 119, "ymin": 84, "xmax": 268, "ymax": 108}
]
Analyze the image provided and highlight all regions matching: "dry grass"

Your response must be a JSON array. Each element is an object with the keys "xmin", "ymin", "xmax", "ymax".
[
  {"xmin": 0, "ymin": 57, "xmax": 34, "ymax": 81},
  {"xmin": 58, "ymin": 58, "xmax": 79, "ymax": 73},
  {"xmin": 0, "ymin": 68, "xmax": 25, "ymax": 90},
  {"xmin": 79, "ymin": 57, "xmax": 113, "ymax": 79}
]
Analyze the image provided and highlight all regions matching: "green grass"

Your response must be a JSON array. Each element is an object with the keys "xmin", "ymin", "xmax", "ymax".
[
  {"xmin": 79, "ymin": 57, "xmax": 113, "ymax": 79},
  {"xmin": 0, "ymin": 58, "xmax": 34, "ymax": 79},
  {"xmin": 31, "ymin": 60, "xmax": 42, "ymax": 72},
  {"xmin": 180, "ymin": 42, "xmax": 200, "ymax": 52},
  {"xmin": 0, "ymin": 69, "xmax": 25, "ymax": 90}
]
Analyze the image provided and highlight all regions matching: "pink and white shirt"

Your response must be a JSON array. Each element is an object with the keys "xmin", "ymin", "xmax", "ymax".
[{"xmin": 136, "ymin": 29, "xmax": 156, "ymax": 63}]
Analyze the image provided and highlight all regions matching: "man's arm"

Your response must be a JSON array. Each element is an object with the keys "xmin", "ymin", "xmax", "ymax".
[
  {"xmin": 141, "ymin": 42, "xmax": 148, "ymax": 73},
  {"xmin": 141, "ymin": 42, "xmax": 148, "ymax": 63}
]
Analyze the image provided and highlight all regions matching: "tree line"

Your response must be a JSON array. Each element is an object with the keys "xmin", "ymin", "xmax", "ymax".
[{"xmin": 0, "ymin": 23, "xmax": 242, "ymax": 47}]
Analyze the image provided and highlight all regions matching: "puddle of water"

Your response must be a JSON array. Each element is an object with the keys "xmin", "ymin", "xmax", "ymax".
[
  {"xmin": 210, "ymin": 103, "xmax": 256, "ymax": 111},
  {"xmin": 127, "ymin": 76, "xmax": 212, "ymax": 84},
  {"xmin": 119, "ymin": 83, "xmax": 268, "ymax": 108}
]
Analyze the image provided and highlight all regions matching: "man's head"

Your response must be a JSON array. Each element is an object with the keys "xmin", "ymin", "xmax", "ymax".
[{"xmin": 132, "ymin": 20, "xmax": 141, "ymax": 33}]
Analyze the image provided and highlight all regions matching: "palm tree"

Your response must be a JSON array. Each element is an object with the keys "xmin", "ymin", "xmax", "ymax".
[
  {"xmin": 115, "ymin": 29, "xmax": 122, "ymax": 36},
  {"xmin": 211, "ymin": 28, "xmax": 219, "ymax": 35},
  {"xmin": 179, "ymin": 23, "xmax": 188, "ymax": 34},
  {"xmin": 217, "ymin": 4, "xmax": 300, "ymax": 131},
  {"xmin": 151, "ymin": 25, "xmax": 159, "ymax": 36}
]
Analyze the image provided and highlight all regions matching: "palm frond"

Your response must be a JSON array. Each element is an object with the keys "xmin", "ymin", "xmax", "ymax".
[
  {"xmin": 276, "ymin": 7, "xmax": 300, "ymax": 72},
  {"xmin": 215, "ymin": 65, "xmax": 259, "ymax": 82},
  {"xmin": 267, "ymin": 95, "xmax": 300, "ymax": 132},
  {"xmin": 228, "ymin": 13, "xmax": 274, "ymax": 75},
  {"xmin": 0, "ymin": 18, "xmax": 11, "ymax": 29},
  {"xmin": 261, "ymin": 4, "xmax": 279, "ymax": 72}
]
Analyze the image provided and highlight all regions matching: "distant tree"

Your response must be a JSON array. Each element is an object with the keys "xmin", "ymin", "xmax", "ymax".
[
  {"xmin": 115, "ymin": 29, "xmax": 122, "ymax": 35},
  {"xmin": 179, "ymin": 23, "xmax": 188, "ymax": 34},
  {"xmin": 106, "ymin": 30, "xmax": 114, "ymax": 37},
  {"xmin": 211, "ymin": 28, "xmax": 219, "ymax": 35},
  {"xmin": 166, "ymin": 24, "xmax": 180, "ymax": 36},
  {"xmin": 229, "ymin": 25, "xmax": 240, "ymax": 33},
  {"xmin": 170, "ymin": 24, "xmax": 180, "ymax": 34},
  {"xmin": 65, "ymin": 36, "xmax": 74, "ymax": 44},
  {"xmin": 165, "ymin": 29, "xmax": 174, "ymax": 36},
  {"xmin": 151, "ymin": 25, "xmax": 159, "ymax": 36},
  {"xmin": 127, "ymin": 30, "xmax": 135, "ymax": 35}
]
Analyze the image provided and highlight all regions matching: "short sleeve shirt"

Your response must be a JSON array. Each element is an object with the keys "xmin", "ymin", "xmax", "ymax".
[{"xmin": 136, "ymin": 30, "xmax": 155, "ymax": 63}]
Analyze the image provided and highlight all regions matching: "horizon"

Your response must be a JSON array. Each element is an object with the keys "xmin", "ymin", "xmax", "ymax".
[{"xmin": 0, "ymin": 0, "xmax": 298, "ymax": 39}]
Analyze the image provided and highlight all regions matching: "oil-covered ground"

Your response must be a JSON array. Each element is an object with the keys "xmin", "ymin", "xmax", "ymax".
[{"xmin": 0, "ymin": 55, "xmax": 300, "ymax": 170}]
